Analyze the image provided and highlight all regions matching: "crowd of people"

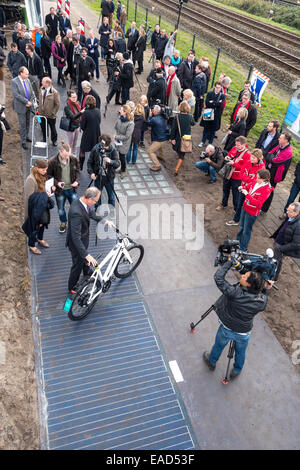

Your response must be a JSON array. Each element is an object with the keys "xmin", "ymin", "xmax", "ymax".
[{"xmin": 0, "ymin": 3, "xmax": 298, "ymax": 291}]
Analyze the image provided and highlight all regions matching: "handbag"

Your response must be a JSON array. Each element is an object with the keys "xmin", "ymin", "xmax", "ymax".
[
  {"xmin": 59, "ymin": 116, "xmax": 71, "ymax": 132},
  {"xmin": 203, "ymin": 108, "xmax": 214, "ymax": 121},
  {"xmin": 177, "ymin": 114, "xmax": 193, "ymax": 153},
  {"xmin": 219, "ymin": 163, "xmax": 234, "ymax": 180}
]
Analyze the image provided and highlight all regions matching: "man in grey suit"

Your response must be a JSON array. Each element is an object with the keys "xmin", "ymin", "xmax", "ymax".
[{"xmin": 11, "ymin": 66, "xmax": 36, "ymax": 149}]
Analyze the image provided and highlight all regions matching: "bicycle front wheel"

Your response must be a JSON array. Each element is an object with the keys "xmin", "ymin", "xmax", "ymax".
[
  {"xmin": 68, "ymin": 280, "xmax": 102, "ymax": 321},
  {"xmin": 114, "ymin": 244, "xmax": 144, "ymax": 279}
]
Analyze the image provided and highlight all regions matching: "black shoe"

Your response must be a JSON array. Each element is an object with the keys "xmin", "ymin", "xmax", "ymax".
[
  {"xmin": 22, "ymin": 143, "xmax": 28, "ymax": 150},
  {"xmin": 115, "ymin": 101, "xmax": 122, "ymax": 105},
  {"xmin": 0, "ymin": 158, "xmax": 6, "ymax": 165},
  {"xmin": 52, "ymin": 141, "xmax": 58, "ymax": 147},
  {"xmin": 26, "ymin": 137, "xmax": 32, "ymax": 142},
  {"xmin": 202, "ymin": 351, "xmax": 215, "ymax": 371},
  {"xmin": 208, "ymin": 179, "xmax": 216, "ymax": 184},
  {"xmin": 230, "ymin": 369, "xmax": 240, "ymax": 380}
]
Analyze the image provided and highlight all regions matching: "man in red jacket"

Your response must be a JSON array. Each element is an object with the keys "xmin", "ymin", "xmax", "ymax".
[
  {"xmin": 237, "ymin": 169, "xmax": 273, "ymax": 251},
  {"xmin": 216, "ymin": 136, "xmax": 251, "ymax": 213},
  {"xmin": 261, "ymin": 132, "xmax": 293, "ymax": 214}
]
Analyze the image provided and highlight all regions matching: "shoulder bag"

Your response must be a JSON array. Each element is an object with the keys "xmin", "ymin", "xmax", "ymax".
[{"xmin": 177, "ymin": 114, "xmax": 192, "ymax": 153}]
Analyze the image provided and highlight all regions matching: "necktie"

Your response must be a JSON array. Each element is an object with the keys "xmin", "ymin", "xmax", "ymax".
[
  {"xmin": 23, "ymin": 80, "xmax": 29, "ymax": 100},
  {"xmin": 43, "ymin": 89, "xmax": 47, "ymax": 104}
]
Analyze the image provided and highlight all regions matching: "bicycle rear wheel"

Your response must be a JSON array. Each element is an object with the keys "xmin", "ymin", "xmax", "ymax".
[
  {"xmin": 114, "ymin": 244, "xmax": 144, "ymax": 279},
  {"xmin": 68, "ymin": 280, "xmax": 102, "ymax": 321}
]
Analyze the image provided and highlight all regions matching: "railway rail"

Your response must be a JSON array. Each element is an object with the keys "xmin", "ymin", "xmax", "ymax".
[
  {"xmin": 154, "ymin": 0, "xmax": 300, "ymax": 75},
  {"xmin": 189, "ymin": 0, "xmax": 300, "ymax": 50}
]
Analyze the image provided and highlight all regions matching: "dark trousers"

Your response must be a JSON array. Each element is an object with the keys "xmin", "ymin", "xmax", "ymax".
[
  {"xmin": 41, "ymin": 117, "xmax": 57, "ymax": 144},
  {"xmin": 94, "ymin": 175, "xmax": 116, "ymax": 207},
  {"xmin": 43, "ymin": 57, "xmax": 52, "ymax": 77},
  {"xmin": 91, "ymin": 55, "xmax": 99, "ymax": 79},
  {"xmin": 106, "ymin": 88, "xmax": 121, "ymax": 104},
  {"xmin": 273, "ymin": 241, "xmax": 284, "ymax": 281},
  {"xmin": 119, "ymin": 152, "xmax": 126, "ymax": 172},
  {"xmin": 28, "ymin": 226, "xmax": 44, "ymax": 247},
  {"xmin": 284, "ymin": 181, "xmax": 300, "ymax": 212},
  {"xmin": 261, "ymin": 181, "xmax": 277, "ymax": 213},
  {"xmin": 121, "ymin": 87, "xmax": 130, "ymax": 105},
  {"xmin": 222, "ymin": 178, "xmax": 241, "ymax": 211},
  {"xmin": 194, "ymin": 98, "xmax": 203, "ymax": 122},
  {"xmin": 133, "ymin": 55, "xmax": 143, "ymax": 73},
  {"xmin": 68, "ymin": 247, "xmax": 91, "ymax": 291},
  {"xmin": 233, "ymin": 192, "xmax": 245, "ymax": 223}
]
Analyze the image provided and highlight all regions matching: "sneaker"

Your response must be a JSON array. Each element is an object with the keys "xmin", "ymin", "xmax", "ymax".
[
  {"xmin": 208, "ymin": 179, "xmax": 216, "ymax": 184},
  {"xmin": 150, "ymin": 166, "xmax": 161, "ymax": 172},
  {"xmin": 230, "ymin": 369, "xmax": 240, "ymax": 380},
  {"xmin": 216, "ymin": 204, "xmax": 225, "ymax": 211},
  {"xmin": 120, "ymin": 172, "xmax": 126, "ymax": 179},
  {"xmin": 226, "ymin": 220, "xmax": 239, "ymax": 226},
  {"xmin": 202, "ymin": 351, "xmax": 216, "ymax": 371},
  {"xmin": 198, "ymin": 142, "xmax": 204, "ymax": 148},
  {"xmin": 59, "ymin": 222, "xmax": 67, "ymax": 234}
]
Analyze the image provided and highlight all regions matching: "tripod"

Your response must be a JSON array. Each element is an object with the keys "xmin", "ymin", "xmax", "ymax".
[{"xmin": 190, "ymin": 305, "xmax": 237, "ymax": 385}]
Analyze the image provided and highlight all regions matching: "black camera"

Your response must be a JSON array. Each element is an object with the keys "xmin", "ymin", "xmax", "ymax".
[
  {"xmin": 153, "ymin": 99, "xmax": 173, "ymax": 119},
  {"xmin": 215, "ymin": 238, "xmax": 278, "ymax": 281},
  {"xmin": 199, "ymin": 151, "xmax": 209, "ymax": 160}
]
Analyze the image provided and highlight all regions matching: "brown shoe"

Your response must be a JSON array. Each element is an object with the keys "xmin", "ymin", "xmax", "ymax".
[
  {"xmin": 216, "ymin": 205, "xmax": 225, "ymax": 211},
  {"xmin": 38, "ymin": 240, "xmax": 50, "ymax": 248},
  {"xmin": 150, "ymin": 166, "xmax": 161, "ymax": 172},
  {"xmin": 29, "ymin": 246, "xmax": 42, "ymax": 255}
]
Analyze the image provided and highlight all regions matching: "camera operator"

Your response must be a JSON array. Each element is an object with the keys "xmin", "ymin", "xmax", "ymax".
[
  {"xmin": 147, "ymin": 105, "xmax": 170, "ymax": 172},
  {"xmin": 87, "ymin": 134, "xmax": 120, "ymax": 210},
  {"xmin": 195, "ymin": 144, "xmax": 224, "ymax": 184},
  {"xmin": 203, "ymin": 257, "xmax": 274, "ymax": 379},
  {"xmin": 106, "ymin": 54, "xmax": 122, "ymax": 105},
  {"xmin": 147, "ymin": 67, "xmax": 167, "ymax": 108}
]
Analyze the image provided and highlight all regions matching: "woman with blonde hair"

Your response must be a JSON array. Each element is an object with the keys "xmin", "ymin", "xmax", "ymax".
[
  {"xmin": 183, "ymin": 89, "xmax": 196, "ymax": 115},
  {"xmin": 138, "ymin": 95, "xmax": 149, "ymax": 147},
  {"xmin": 114, "ymin": 104, "xmax": 134, "ymax": 178},
  {"xmin": 23, "ymin": 159, "xmax": 54, "ymax": 254},
  {"xmin": 171, "ymin": 100, "xmax": 195, "ymax": 176},
  {"xmin": 126, "ymin": 104, "xmax": 145, "ymax": 164},
  {"xmin": 224, "ymin": 107, "xmax": 248, "ymax": 152}
]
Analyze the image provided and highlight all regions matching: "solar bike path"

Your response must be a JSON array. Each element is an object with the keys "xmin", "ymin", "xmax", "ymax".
[{"xmin": 29, "ymin": 171, "xmax": 197, "ymax": 450}]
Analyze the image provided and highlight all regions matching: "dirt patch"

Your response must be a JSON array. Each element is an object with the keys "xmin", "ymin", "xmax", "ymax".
[{"xmin": 0, "ymin": 64, "xmax": 40, "ymax": 448}]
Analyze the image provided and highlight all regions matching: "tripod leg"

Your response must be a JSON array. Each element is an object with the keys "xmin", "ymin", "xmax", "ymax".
[
  {"xmin": 190, "ymin": 305, "xmax": 215, "ymax": 332},
  {"xmin": 222, "ymin": 340, "xmax": 235, "ymax": 385}
]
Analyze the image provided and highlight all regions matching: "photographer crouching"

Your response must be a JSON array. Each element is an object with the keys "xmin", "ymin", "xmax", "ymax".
[
  {"xmin": 87, "ymin": 134, "xmax": 120, "ymax": 212},
  {"xmin": 195, "ymin": 144, "xmax": 224, "ymax": 184},
  {"xmin": 203, "ymin": 257, "xmax": 274, "ymax": 380}
]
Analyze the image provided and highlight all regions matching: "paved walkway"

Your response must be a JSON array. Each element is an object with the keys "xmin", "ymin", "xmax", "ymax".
[{"xmin": 24, "ymin": 0, "xmax": 300, "ymax": 450}]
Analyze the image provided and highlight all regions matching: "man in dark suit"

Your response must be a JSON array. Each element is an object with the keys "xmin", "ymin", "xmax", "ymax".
[
  {"xmin": 59, "ymin": 11, "xmax": 71, "ymax": 37},
  {"xmin": 86, "ymin": 30, "xmax": 100, "ymax": 81},
  {"xmin": 45, "ymin": 7, "xmax": 59, "ymax": 42},
  {"xmin": 255, "ymin": 120, "xmax": 280, "ymax": 157},
  {"xmin": 76, "ymin": 26, "xmax": 86, "ymax": 47},
  {"xmin": 125, "ymin": 22, "xmax": 139, "ymax": 60},
  {"xmin": 11, "ymin": 66, "xmax": 36, "ymax": 149},
  {"xmin": 66, "ymin": 187, "xmax": 112, "ymax": 292}
]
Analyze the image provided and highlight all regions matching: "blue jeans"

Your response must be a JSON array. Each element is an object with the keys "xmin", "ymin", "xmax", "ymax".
[
  {"xmin": 233, "ymin": 191, "xmax": 245, "ymax": 223},
  {"xmin": 55, "ymin": 188, "xmax": 79, "ymax": 223},
  {"xmin": 237, "ymin": 208, "xmax": 257, "ymax": 251},
  {"xmin": 201, "ymin": 127, "xmax": 215, "ymax": 145},
  {"xmin": 126, "ymin": 143, "xmax": 138, "ymax": 164},
  {"xmin": 209, "ymin": 324, "xmax": 251, "ymax": 374},
  {"xmin": 94, "ymin": 175, "xmax": 115, "ymax": 207},
  {"xmin": 101, "ymin": 47, "xmax": 105, "ymax": 58},
  {"xmin": 284, "ymin": 181, "xmax": 300, "ymax": 212},
  {"xmin": 195, "ymin": 161, "xmax": 217, "ymax": 181}
]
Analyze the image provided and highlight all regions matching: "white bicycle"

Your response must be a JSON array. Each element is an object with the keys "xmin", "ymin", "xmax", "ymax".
[{"xmin": 66, "ymin": 228, "xmax": 144, "ymax": 321}]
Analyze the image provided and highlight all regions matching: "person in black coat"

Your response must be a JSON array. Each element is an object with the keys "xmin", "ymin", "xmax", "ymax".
[
  {"xmin": 66, "ymin": 187, "xmax": 112, "ymax": 292},
  {"xmin": 101, "ymin": 0, "xmax": 110, "ymax": 19},
  {"xmin": 104, "ymin": 38, "xmax": 116, "ymax": 83},
  {"xmin": 99, "ymin": 17, "xmax": 111, "ymax": 59},
  {"xmin": 199, "ymin": 82, "xmax": 225, "ymax": 147},
  {"xmin": 79, "ymin": 95, "xmax": 101, "ymax": 170},
  {"xmin": 178, "ymin": 53, "xmax": 195, "ymax": 90},
  {"xmin": 255, "ymin": 120, "xmax": 280, "ymax": 157},
  {"xmin": 45, "ymin": 7, "xmax": 59, "ymax": 42},
  {"xmin": 133, "ymin": 27, "xmax": 146, "ymax": 74},
  {"xmin": 40, "ymin": 27, "xmax": 52, "ymax": 78},
  {"xmin": 59, "ymin": 11, "xmax": 71, "ymax": 38},
  {"xmin": 115, "ymin": 32, "xmax": 127, "ymax": 54},
  {"xmin": 81, "ymin": 82, "xmax": 101, "ymax": 110},
  {"xmin": 191, "ymin": 63, "xmax": 206, "ymax": 122},
  {"xmin": 171, "ymin": 100, "xmax": 195, "ymax": 175},
  {"xmin": 154, "ymin": 30, "xmax": 168, "ymax": 61},
  {"xmin": 224, "ymin": 107, "xmax": 247, "ymax": 152},
  {"xmin": 119, "ymin": 52, "xmax": 134, "ymax": 104},
  {"xmin": 270, "ymin": 203, "xmax": 300, "ymax": 280},
  {"xmin": 238, "ymin": 80, "xmax": 255, "ymax": 104},
  {"xmin": 77, "ymin": 47, "xmax": 95, "ymax": 99},
  {"xmin": 87, "ymin": 134, "xmax": 120, "ymax": 208},
  {"xmin": 125, "ymin": 22, "xmax": 139, "ymax": 59},
  {"xmin": 282, "ymin": 162, "xmax": 300, "ymax": 216},
  {"xmin": 147, "ymin": 68, "xmax": 167, "ymax": 107},
  {"xmin": 231, "ymin": 92, "xmax": 257, "ymax": 137}
]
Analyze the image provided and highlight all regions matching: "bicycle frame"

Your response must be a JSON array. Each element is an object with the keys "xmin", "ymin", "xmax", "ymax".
[{"xmin": 81, "ymin": 238, "xmax": 133, "ymax": 305}]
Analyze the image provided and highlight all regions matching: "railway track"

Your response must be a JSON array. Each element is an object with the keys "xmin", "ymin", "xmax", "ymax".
[
  {"xmin": 154, "ymin": 0, "xmax": 300, "ymax": 75},
  {"xmin": 189, "ymin": 0, "xmax": 300, "ymax": 50}
]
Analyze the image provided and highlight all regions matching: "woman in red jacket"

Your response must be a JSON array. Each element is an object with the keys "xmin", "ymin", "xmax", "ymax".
[
  {"xmin": 237, "ymin": 169, "xmax": 273, "ymax": 251},
  {"xmin": 226, "ymin": 148, "xmax": 265, "ymax": 226}
]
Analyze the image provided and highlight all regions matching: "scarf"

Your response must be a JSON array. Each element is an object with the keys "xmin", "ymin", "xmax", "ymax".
[
  {"xmin": 166, "ymin": 72, "xmax": 176, "ymax": 98},
  {"xmin": 233, "ymin": 100, "xmax": 250, "ymax": 123},
  {"xmin": 67, "ymin": 98, "xmax": 81, "ymax": 116}
]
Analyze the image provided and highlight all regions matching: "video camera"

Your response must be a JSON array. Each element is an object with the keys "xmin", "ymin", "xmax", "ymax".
[
  {"xmin": 152, "ymin": 99, "xmax": 173, "ymax": 119},
  {"xmin": 214, "ymin": 238, "xmax": 278, "ymax": 281}
]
